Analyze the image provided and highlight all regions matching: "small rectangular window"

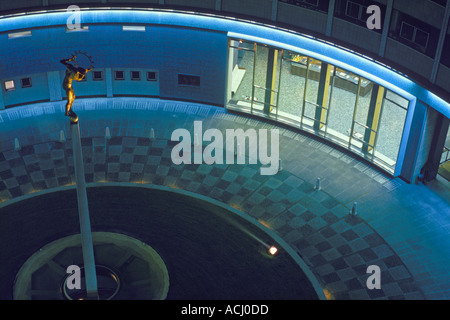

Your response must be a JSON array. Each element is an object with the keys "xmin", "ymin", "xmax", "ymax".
[
  {"xmin": 4, "ymin": 80, "xmax": 15, "ymax": 91},
  {"xmin": 8, "ymin": 30, "xmax": 32, "ymax": 39},
  {"xmin": 147, "ymin": 72, "xmax": 157, "ymax": 81},
  {"xmin": 131, "ymin": 71, "xmax": 141, "ymax": 80},
  {"xmin": 415, "ymin": 29, "xmax": 429, "ymax": 48},
  {"xmin": 21, "ymin": 77, "xmax": 32, "ymax": 88},
  {"xmin": 399, "ymin": 21, "xmax": 430, "ymax": 49},
  {"xmin": 122, "ymin": 26, "xmax": 146, "ymax": 32},
  {"xmin": 114, "ymin": 71, "xmax": 125, "ymax": 80},
  {"xmin": 400, "ymin": 22, "xmax": 415, "ymax": 41},
  {"xmin": 178, "ymin": 74, "xmax": 200, "ymax": 87},
  {"xmin": 93, "ymin": 71, "xmax": 104, "ymax": 81}
]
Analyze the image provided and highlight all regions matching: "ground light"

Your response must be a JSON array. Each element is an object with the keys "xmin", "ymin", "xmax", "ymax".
[{"xmin": 268, "ymin": 246, "xmax": 278, "ymax": 255}]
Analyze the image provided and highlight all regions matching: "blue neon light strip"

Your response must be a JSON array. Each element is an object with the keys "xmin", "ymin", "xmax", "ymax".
[{"xmin": 0, "ymin": 9, "xmax": 449, "ymax": 118}]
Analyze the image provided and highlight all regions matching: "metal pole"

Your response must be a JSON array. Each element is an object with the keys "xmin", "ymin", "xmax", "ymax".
[{"xmin": 71, "ymin": 121, "xmax": 98, "ymax": 299}]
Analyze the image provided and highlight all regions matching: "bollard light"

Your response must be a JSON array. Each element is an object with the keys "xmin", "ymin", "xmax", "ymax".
[
  {"xmin": 350, "ymin": 202, "xmax": 358, "ymax": 216},
  {"xmin": 105, "ymin": 127, "xmax": 111, "ymax": 140},
  {"xmin": 314, "ymin": 178, "xmax": 321, "ymax": 191},
  {"xmin": 60, "ymin": 130, "xmax": 66, "ymax": 143},
  {"xmin": 150, "ymin": 128, "xmax": 155, "ymax": 141},
  {"xmin": 14, "ymin": 138, "xmax": 21, "ymax": 151}
]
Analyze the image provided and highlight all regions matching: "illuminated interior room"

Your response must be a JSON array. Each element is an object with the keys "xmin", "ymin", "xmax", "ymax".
[{"xmin": 0, "ymin": 0, "xmax": 449, "ymax": 301}]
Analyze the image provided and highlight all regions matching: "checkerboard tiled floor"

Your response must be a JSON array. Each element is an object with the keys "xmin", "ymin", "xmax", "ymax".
[{"xmin": 1, "ymin": 97, "xmax": 449, "ymax": 299}]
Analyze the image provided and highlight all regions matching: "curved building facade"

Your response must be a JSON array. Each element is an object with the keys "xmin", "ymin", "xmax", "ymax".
[
  {"xmin": 0, "ymin": 1, "xmax": 449, "ymax": 182},
  {"xmin": 0, "ymin": 0, "xmax": 449, "ymax": 301}
]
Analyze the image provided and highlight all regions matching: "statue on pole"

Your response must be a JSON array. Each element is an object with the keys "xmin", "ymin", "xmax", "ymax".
[{"xmin": 60, "ymin": 51, "xmax": 94, "ymax": 124}]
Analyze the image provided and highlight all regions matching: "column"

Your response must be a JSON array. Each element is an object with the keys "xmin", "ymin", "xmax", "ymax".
[
  {"xmin": 271, "ymin": 0, "xmax": 278, "ymax": 22},
  {"xmin": 378, "ymin": 0, "xmax": 393, "ymax": 57},
  {"xmin": 105, "ymin": 68, "xmax": 113, "ymax": 98},
  {"xmin": 325, "ymin": 0, "xmax": 336, "ymax": 37},
  {"xmin": 71, "ymin": 121, "xmax": 98, "ymax": 299},
  {"xmin": 314, "ymin": 62, "xmax": 332, "ymax": 131},
  {"xmin": 362, "ymin": 84, "xmax": 384, "ymax": 154},
  {"xmin": 430, "ymin": 0, "xmax": 450, "ymax": 83},
  {"xmin": 264, "ymin": 47, "xmax": 278, "ymax": 114},
  {"xmin": 47, "ymin": 71, "xmax": 63, "ymax": 102}
]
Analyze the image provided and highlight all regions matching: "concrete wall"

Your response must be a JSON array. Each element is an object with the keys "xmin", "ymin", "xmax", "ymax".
[
  {"xmin": 1, "ymin": 73, "xmax": 50, "ymax": 107},
  {"xmin": 392, "ymin": 0, "xmax": 444, "ymax": 30},
  {"xmin": 277, "ymin": 2, "xmax": 327, "ymax": 35},
  {"xmin": 0, "ymin": 1, "xmax": 449, "ymax": 107},
  {"xmin": 384, "ymin": 38, "xmax": 435, "ymax": 80},
  {"xmin": 436, "ymin": 64, "xmax": 450, "ymax": 94},
  {"xmin": 0, "ymin": 25, "xmax": 228, "ymax": 107},
  {"xmin": 221, "ymin": 0, "xmax": 273, "ymax": 20},
  {"xmin": 413, "ymin": 104, "xmax": 440, "ymax": 181},
  {"xmin": 165, "ymin": 0, "xmax": 216, "ymax": 10},
  {"xmin": 332, "ymin": 19, "xmax": 382, "ymax": 55}
]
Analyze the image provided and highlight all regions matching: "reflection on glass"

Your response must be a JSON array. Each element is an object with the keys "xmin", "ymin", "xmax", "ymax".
[
  {"xmin": 302, "ymin": 58, "xmax": 322, "ymax": 128},
  {"xmin": 227, "ymin": 40, "xmax": 255, "ymax": 112},
  {"xmin": 252, "ymin": 44, "xmax": 269, "ymax": 114},
  {"xmin": 252, "ymin": 44, "xmax": 281, "ymax": 116},
  {"xmin": 225, "ymin": 38, "xmax": 412, "ymax": 174},
  {"xmin": 326, "ymin": 67, "xmax": 358, "ymax": 144},
  {"xmin": 350, "ymin": 77, "xmax": 374, "ymax": 154},
  {"xmin": 441, "ymin": 128, "xmax": 450, "ymax": 164},
  {"xmin": 376, "ymin": 90, "xmax": 408, "ymax": 166},
  {"xmin": 277, "ymin": 50, "xmax": 307, "ymax": 123}
]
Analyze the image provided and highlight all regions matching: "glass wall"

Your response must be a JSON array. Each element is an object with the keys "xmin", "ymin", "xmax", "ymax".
[{"xmin": 227, "ymin": 38, "xmax": 410, "ymax": 174}]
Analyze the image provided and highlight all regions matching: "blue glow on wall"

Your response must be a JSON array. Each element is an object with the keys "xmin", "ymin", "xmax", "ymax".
[{"xmin": 0, "ymin": 9, "xmax": 448, "ymax": 117}]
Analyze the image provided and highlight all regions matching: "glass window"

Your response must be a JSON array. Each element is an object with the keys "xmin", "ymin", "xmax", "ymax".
[
  {"xmin": 4, "ymin": 80, "xmax": 15, "ymax": 91},
  {"xmin": 252, "ymin": 44, "xmax": 270, "ymax": 115},
  {"xmin": 147, "ymin": 72, "xmax": 157, "ymax": 81},
  {"xmin": 93, "ymin": 71, "xmax": 103, "ymax": 81},
  {"xmin": 441, "ymin": 128, "xmax": 450, "ymax": 164},
  {"xmin": 279, "ymin": 0, "xmax": 330, "ymax": 13},
  {"xmin": 400, "ymin": 22, "xmax": 415, "ymax": 42},
  {"xmin": 334, "ymin": 0, "xmax": 385, "ymax": 32},
  {"xmin": 302, "ymin": 58, "xmax": 322, "ymax": 129},
  {"xmin": 349, "ymin": 77, "xmax": 375, "ymax": 155},
  {"xmin": 375, "ymin": 90, "xmax": 409, "ymax": 166},
  {"xmin": 21, "ymin": 78, "xmax": 32, "ymax": 88},
  {"xmin": 114, "ymin": 71, "xmax": 125, "ymax": 80},
  {"xmin": 225, "ymin": 38, "xmax": 411, "ymax": 174},
  {"xmin": 326, "ymin": 67, "xmax": 359, "ymax": 145},
  {"xmin": 276, "ymin": 51, "xmax": 307, "ymax": 124},
  {"xmin": 131, "ymin": 71, "xmax": 141, "ymax": 81}
]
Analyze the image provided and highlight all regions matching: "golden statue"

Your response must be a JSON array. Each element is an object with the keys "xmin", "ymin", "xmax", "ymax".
[{"xmin": 60, "ymin": 54, "xmax": 93, "ymax": 124}]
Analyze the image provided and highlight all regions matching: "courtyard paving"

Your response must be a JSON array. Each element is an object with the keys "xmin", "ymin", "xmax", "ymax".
[{"xmin": 0, "ymin": 97, "xmax": 449, "ymax": 299}]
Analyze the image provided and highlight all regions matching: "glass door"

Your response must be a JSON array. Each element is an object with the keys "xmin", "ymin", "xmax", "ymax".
[
  {"xmin": 252, "ymin": 44, "xmax": 281, "ymax": 117},
  {"xmin": 301, "ymin": 58, "xmax": 332, "ymax": 134},
  {"xmin": 276, "ymin": 51, "xmax": 308, "ymax": 125},
  {"xmin": 226, "ymin": 39, "xmax": 256, "ymax": 112},
  {"xmin": 349, "ymin": 78, "xmax": 384, "ymax": 158},
  {"xmin": 326, "ymin": 67, "xmax": 360, "ymax": 146}
]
